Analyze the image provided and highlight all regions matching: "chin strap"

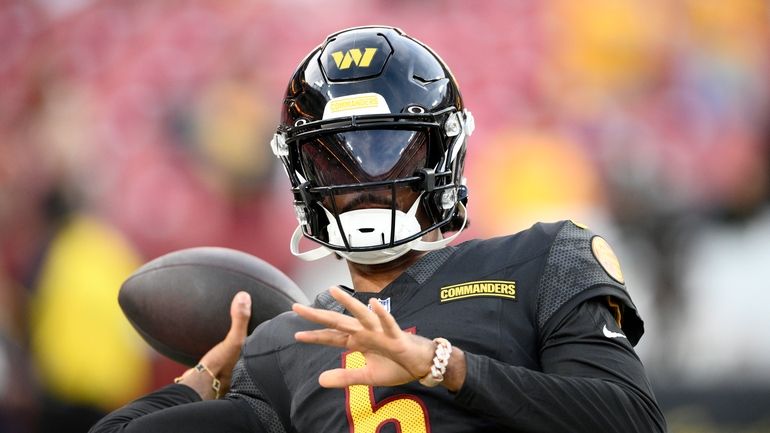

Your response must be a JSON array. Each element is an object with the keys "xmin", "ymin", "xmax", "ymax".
[
  {"xmin": 289, "ymin": 203, "xmax": 468, "ymax": 263},
  {"xmin": 290, "ymin": 226, "xmax": 334, "ymax": 261},
  {"xmin": 411, "ymin": 203, "xmax": 467, "ymax": 252}
]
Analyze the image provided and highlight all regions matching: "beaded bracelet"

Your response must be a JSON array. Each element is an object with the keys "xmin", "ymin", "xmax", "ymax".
[{"xmin": 418, "ymin": 338, "xmax": 452, "ymax": 387}]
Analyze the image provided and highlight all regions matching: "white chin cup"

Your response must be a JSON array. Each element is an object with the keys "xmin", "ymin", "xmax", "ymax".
[
  {"xmin": 289, "ymin": 197, "xmax": 468, "ymax": 265},
  {"xmin": 322, "ymin": 196, "xmax": 421, "ymax": 264}
]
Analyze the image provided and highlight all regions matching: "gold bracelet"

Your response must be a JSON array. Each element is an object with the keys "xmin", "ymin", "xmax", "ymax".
[
  {"xmin": 419, "ymin": 338, "xmax": 452, "ymax": 387},
  {"xmin": 174, "ymin": 363, "xmax": 222, "ymax": 399}
]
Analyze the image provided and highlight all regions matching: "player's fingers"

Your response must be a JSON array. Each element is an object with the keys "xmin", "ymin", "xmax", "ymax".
[
  {"xmin": 318, "ymin": 368, "xmax": 370, "ymax": 388},
  {"xmin": 369, "ymin": 298, "xmax": 401, "ymax": 338},
  {"xmin": 227, "ymin": 291, "xmax": 252, "ymax": 342},
  {"xmin": 329, "ymin": 286, "xmax": 379, "ymax": 329},
  {"xmin": 294, "ymin": 329, "xmax": 349, "ymax": 348},
  {"xmin": 292, "ymin": 302, "xmax": 362, "ymax": 333}
]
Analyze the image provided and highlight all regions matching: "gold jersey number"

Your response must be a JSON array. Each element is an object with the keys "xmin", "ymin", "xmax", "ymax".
[{"xmin": 343, "ymin": 351, "xmax": 430, "ymax": 433}]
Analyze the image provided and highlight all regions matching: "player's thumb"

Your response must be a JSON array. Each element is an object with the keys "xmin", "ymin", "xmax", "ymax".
[{"xmin": 228, "ymin": 291, "xmax": 252, "ymax": 341}]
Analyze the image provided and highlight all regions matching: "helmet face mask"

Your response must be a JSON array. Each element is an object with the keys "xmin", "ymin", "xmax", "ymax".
[{"xmin": 273, "ymin": 26, "xmax": 474, "ymax": 264}]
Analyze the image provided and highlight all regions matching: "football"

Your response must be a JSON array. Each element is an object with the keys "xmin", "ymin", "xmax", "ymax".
[{"xmin": 119, "ymin": 247, "xmax": 308, "ymax": 366}]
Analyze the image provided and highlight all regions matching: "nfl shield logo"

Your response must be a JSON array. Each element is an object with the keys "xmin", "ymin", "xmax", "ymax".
[{"xmin": 368, "ymin": 297, "xmax": 391, "ymax": 313}]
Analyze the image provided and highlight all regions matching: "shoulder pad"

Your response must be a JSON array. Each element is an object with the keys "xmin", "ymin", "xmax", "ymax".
[
  {"xmin": 452, "ymin": 221, "xmax": 562, "ymax": 270},
  {"xmin": 536, "ymin": 221, "xmax": 644, "ymax": 345}
]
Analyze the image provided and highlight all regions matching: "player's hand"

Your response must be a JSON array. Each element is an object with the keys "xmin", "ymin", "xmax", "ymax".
[
  {"xmin": 292, "ymin": 286, "xmax": 436, "ymax": 388},
  {"xmin": 180, "ymin": 291, "xmax": 251, "ymax": 399}
]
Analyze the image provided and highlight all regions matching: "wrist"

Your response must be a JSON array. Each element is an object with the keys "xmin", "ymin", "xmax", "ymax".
[
  {"xmin": 174, "ymin": 363, "xmax": 222, "ymax": 400},
  {"xmin": 418, "ymin": 338, "xmax": 453, "ymax": 387},
  {"xmin": 440, "ymin": 346, "xmax": 466, "ymax": 392},
  {"xmin": 414, "ymin": 337, "xmax": 466, "ymax": 392}
]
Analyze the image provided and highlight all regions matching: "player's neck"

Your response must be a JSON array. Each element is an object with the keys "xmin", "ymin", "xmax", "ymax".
[
  {"xmin": 346, "ymin": 250, "xmax": 427, "ymax": 293},
  {"xmin": 346, "ymin": 229, "xmax": 441, "ymax": 293}
]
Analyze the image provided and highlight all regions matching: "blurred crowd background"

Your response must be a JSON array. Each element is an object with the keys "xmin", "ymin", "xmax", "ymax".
[{"xmin": 1, "ymin": 0, "xmax": 769, "ymax": 432}]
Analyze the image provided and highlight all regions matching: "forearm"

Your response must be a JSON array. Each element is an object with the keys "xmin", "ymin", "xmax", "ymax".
[
  {"xmin": 88, "ymin": 384, "xmax": 200, "ymax": 433},
  {"xmin": 453, "ymin": 352, "xmax": 665, "ymax": 433},
  {"xmin": 88, "ymin": 384, "xmax": 266, "ymax": 433},
  {"xmin": 446, "ymin": 299, "xmax": 666, "ymax": 433}
]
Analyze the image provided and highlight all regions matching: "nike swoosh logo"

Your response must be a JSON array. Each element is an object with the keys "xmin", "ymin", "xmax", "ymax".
[{"xmin": 602, "ymin": 324, "xmax": 626, "ymax": 339}]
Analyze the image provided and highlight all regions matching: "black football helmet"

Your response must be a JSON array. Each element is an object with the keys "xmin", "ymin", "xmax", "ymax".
[{"xmin": 271, "ymin": 26, "xmax": 474, "ymax": 264}]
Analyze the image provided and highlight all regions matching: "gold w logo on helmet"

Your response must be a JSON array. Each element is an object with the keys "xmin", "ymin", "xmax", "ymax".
[{"xmin": 331, "ymin": 48, "xmax": 378, "ymax": 70}]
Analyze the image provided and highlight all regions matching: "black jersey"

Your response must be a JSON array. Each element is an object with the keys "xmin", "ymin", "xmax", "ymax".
[{"xmin": 89, "ymin": 221, "xmax": 667, "ymax": 433}]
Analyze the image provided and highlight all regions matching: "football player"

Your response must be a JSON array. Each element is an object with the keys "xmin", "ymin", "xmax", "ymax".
[{"xmin": 91, "ymin": 26, "xmax": 666, "ymax": 433}]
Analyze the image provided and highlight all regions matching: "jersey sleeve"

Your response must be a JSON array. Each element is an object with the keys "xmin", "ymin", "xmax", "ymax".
[
  {"xmin": 454, "ymin": 298, "xmax": 667, "ymax": 432},
  {"xmin": 240, "ymin": 318, "xmax": 295, "ymax": 431},
  {"xmin": 536, "ymin": 221, "xmax": 644, "ymax": 345},
  {"xmin": 87, "ymin": 383, "xmax": 269, "ymax": 433},
  {"xmin": 226, "ymin": 359, "xmax": 288, "ymax": 433}
]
